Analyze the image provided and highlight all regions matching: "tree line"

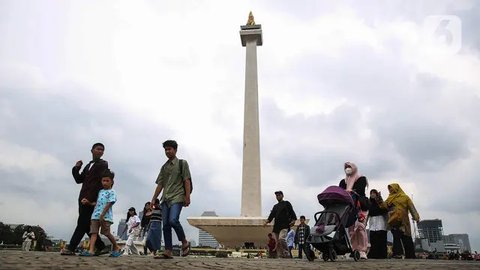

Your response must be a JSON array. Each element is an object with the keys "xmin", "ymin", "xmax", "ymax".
[{"xmin": 0, "ymin": 222, "xmax": 52, "ymax": 251}]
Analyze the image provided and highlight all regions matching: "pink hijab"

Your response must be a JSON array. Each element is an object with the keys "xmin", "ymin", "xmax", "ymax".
[{"xmin": 344, "ymin": 162, "xmax": 361, "ymax": 192}]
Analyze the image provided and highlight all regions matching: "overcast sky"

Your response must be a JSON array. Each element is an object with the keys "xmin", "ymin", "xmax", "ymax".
[{"xmin": 1, "ymin": 0, "xmax": 479, "ymax": 251}]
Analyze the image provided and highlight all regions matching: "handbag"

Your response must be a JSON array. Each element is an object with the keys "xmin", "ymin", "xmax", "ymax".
[{"xmin": 387, "ymin": 207, "xmax": 404, "ymax": 227}]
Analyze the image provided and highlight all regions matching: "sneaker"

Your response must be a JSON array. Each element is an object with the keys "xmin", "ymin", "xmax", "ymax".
[{"xmin": 360, "ymin": 252, "xmax": 368, "ymax": 260}]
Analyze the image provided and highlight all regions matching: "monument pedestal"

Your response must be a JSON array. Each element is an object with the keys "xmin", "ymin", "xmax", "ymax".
[{"xmin": 187, "ymin": 217, "xmax": 270, "ymax": 248}]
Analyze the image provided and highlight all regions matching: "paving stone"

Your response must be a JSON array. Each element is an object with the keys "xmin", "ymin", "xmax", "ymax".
[{"xmin": 1, "ymin": 250, "xmax": 479, "ymax": 269}]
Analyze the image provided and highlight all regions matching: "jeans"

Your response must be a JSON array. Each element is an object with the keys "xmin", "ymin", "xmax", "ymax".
[
  {"xmin": 68, "ymin": 202, "xmax": 105, "ymax": 252},
  {"xmin": 161, "ymin": 202, "xmax": 186, "ymax": 250}
]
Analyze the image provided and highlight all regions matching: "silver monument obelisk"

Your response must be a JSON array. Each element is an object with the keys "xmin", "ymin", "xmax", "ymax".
[{"xmin": 240, "ymin": 12, "xmax": 263, "ymax": 217}]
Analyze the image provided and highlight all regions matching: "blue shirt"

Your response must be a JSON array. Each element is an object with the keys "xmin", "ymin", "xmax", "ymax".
[
  {"xmin": 287, "ymin": 229, "xmax": 295, "ymax": 247},
  {"xmin": 91, "ymin": 189, "xmax": 117, "ymax": 223}
]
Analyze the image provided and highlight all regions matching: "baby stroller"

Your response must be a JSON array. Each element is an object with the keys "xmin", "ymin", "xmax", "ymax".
[{"xmin": 304, "ymin": 186, "xmax": 361, "ymax": 262}]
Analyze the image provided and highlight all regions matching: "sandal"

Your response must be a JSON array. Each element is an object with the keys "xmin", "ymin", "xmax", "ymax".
[
  {"xmin": 181, "ymin": 242, "xmax": 191, "ymax": 257},
  {"xmin": 79, "ymin": 251, "xmax": 94, "ymax": 257},
  {"xmin": 110, "ymin": 250, "xmax": 122, "ymax": 257}
]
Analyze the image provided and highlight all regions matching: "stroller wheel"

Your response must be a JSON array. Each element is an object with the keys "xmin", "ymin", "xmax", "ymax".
[
  {"xmin": 322, "ymin": 252, "xmax": 328, "ymax": 261},
  {"xmin": 305, "ymin": 245, "xmax": 315, "ymax": 262},
  {"xmin": 329, "ymin": 248, "xmax": 337, "ymax": 262},
  {"xmin": 353, "ymin": 250, "xmax": 360, "ymax": 262}
]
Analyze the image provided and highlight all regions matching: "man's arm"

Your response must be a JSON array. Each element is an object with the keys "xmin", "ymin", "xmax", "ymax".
[
  {"xmin": 72, "ymin": 161, "xmax": 85, "ymax": 184},
  {"xmin": 264, "ymin": 205, "xmax": 276, "ymax": 225},
  {"xmin": 151, "ymin": 183, "xmax": 163, "ymax": 205},
  {"xmin": 184, "ymin": 178, "xmax": 191, "ymax": 207}
]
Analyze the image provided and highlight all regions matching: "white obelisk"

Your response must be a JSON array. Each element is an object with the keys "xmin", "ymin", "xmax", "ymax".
[{"xmin": 240, "ymin": 13, "xmax": 263, "ymax": 217}]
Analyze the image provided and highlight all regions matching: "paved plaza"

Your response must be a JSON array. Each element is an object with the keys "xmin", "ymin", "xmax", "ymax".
[{"xmin": 1, "ymin": 251, "xmax": 480, "ymax": 269}]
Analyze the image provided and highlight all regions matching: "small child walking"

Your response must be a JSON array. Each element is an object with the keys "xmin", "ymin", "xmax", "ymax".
[
  {"xmin": 147, "ymin": 199, "xmax": 163, "ymax": 257},
  {"xmin": 80, "ymin": 169, "xmax": 121, "ymax": 257},
  {"xmin": 123, "ymin": 207, "xmax": 141, "ymax": 255}
]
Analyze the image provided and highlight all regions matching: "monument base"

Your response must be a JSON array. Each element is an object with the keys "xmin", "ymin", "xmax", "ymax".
[
  {"xmin": 187, "ymin": 216, "xmax": 271, "ymax": 248},
  {"xmin": 187, "ymin": 216, "xmax": 308, "ymax": 248}
]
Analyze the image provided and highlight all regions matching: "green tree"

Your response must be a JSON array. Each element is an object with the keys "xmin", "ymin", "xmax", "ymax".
[{"xmin": 0, "ymin": 222, "xmax": 16, "ymax": 244}]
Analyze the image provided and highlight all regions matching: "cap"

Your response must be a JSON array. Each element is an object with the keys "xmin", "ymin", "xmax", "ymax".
[{"xmin": 274, "ymin": 191, "xmax": 283, "ymax": 195}]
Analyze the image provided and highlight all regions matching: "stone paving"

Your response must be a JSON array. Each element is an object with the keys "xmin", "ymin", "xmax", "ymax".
[{"xmin": 1, "ymin": 251, "xmax": 480, "ymax": 270}]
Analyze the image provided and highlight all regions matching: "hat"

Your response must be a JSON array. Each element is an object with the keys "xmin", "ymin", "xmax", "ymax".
[
  {"xmin": 128, "ymin": 207, "xmax": 136, "ymax": 211},
  {"xmin": 274, "ymin": 191, "xmax": 283, "ymax": 195}
]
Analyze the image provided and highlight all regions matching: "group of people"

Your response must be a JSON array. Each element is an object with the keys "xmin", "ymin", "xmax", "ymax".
[
  {"xmin": 264, "ymin": 161, "xmax": 420, "ymax": 260},
  {"xmin": 341, "ymin": 162, "xmax": 420, "ymax": 260},
  {"xmin": 60, "ymin": 140, "xmax": 192, "ymax": 259},
  {"xmin": 266, "ymin": 213, "xmax": 311, "ymax": 259},
  {"xmin": 59, "ymin": 139, "xmax": 420, "ymax": 261}
]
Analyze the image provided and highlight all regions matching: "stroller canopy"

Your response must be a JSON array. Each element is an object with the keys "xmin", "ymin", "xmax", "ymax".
[{"xmin": 317, "ymin": 186, "xmax": 355, "ymax": 208}]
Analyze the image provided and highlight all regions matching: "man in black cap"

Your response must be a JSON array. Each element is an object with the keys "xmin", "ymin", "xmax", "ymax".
[{"xmin": 264, "ymin": 191, "xmax": 297, "ymax": 258}]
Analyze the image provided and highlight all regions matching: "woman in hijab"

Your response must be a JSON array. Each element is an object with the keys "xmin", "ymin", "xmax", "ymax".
[
  {"xmin": 339, "ymin": 162, "xmax": 369, "ymax": 260},
  {"xmin": 382, "ymin": 183, "xmax": 420, "ymax": 259},
  {"xmin": 367, "ymin": 189, "xmax": 388, "ymax": 259}
]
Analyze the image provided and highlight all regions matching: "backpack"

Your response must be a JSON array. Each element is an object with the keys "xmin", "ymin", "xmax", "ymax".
[{"xmin": 179, "ymin": 159, "xmax": 193, "ymax": 194}]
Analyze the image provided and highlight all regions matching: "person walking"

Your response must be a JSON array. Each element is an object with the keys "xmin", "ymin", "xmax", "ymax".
[
  {"xmin": 286, "ymin": 228, "xmax": 295, "ymax": 258},
  {"xmin": 264, "ymin": 191, "xmax": 297, "ymax": 258},
  {"xmin": 22, "ymin": 227, "xmax": 35, "ymax": 251},
  {"xmin": 295, "ymin": 215, "xmax": 310, "ymax": 259},
  {"xmin": 367, "ymin": 189, "xmax": 388, "ymax": 259},
  {"xmin": 150, "ymin": 140, "xmax": 192, "ymax": 259},
  {"xmin": 123, "ymin": 207, "xmax": 141, "ymax": 255},
  {"xmin": 382, "ymin": 183, "xmax": 420, "ymax": 259},
  {"xmin": 79, "ymin": 169, "xmax": 122, "ymax": 257},
  {"xmin": 147, "ymin": 199, "xmax": 163, "ymax": 257},
  {"xmin": 61, "ymin": 143, "xmax": 108, "ymax": 256},
  {"xmin": 140, "ymin": 202, "xmax": 152, "ymax": 255},
  {"xmin": 339, "ymin": 162, "xmax": 369, "ymax": 260}
]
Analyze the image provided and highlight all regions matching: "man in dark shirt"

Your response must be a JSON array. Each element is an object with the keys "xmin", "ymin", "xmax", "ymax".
[
  {"xmin": 61, "ymin": 143, "xmax": 108, "ymax": 255},
  {"xmin": 264, "ymin": 191, "xmax": 297, "ymax": 258}
]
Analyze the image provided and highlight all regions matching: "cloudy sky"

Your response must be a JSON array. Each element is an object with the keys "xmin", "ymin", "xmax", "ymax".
[{"xmin": 1, "ymin": 0, "xmax": 479, "ymax": 251}]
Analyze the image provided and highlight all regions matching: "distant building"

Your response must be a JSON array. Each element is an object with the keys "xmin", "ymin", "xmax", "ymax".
[
  {"xmin": 444, "ymin": 234, "xmax": 471, "ymax": 252},
  {"xmin": 417, "ymin": 219, "xmax": 445, "ymax": 252},
  {"xmin": 198, "ymin": 211, "xmax": 219, "ymax": 248},
  {"xmin": 117, "ymin": 219, "xmax": 127, "ymax": 240},
  {"xmin": 418, "ymin": 219, "xmax": 444, "ymax": 243}
]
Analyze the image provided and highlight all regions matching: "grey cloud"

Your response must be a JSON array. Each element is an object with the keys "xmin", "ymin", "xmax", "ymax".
[{"xmin": 258, "ymin": 99, "xmax": 400, "ymax": 186}]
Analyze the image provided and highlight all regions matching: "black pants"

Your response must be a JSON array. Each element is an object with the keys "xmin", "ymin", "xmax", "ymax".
[
  {"xmin": 297, "ymin": 244, "xmax": 305, "ymax": 259},
  {"xmin": 68, "ymin": 202, "xmax": 105, "ymax": 252},
  {"xmin": 392, "ymin": 228, "xmax": 415, "ymax": 258},
  {"xmin": 368, "ymin": 230, "xmax": 387, "ymax": 259}
]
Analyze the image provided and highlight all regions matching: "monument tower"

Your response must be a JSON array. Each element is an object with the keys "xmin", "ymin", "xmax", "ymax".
[
  {"xmin": 187, "ymin": 13, "xmax": 271, "ymax": 248},
  {"xmin": 240, "ymin": 11, "xmax": 263, "ymax": 217}
]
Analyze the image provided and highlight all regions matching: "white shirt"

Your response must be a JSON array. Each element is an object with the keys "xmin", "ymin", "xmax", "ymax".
[
  {"xmin": 368, "ymin": 215, "xmax": 387, "ymax": 231},
  {"xmin": 127, "ymin": 215, "xmax": 141, "ymax": 230}
]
